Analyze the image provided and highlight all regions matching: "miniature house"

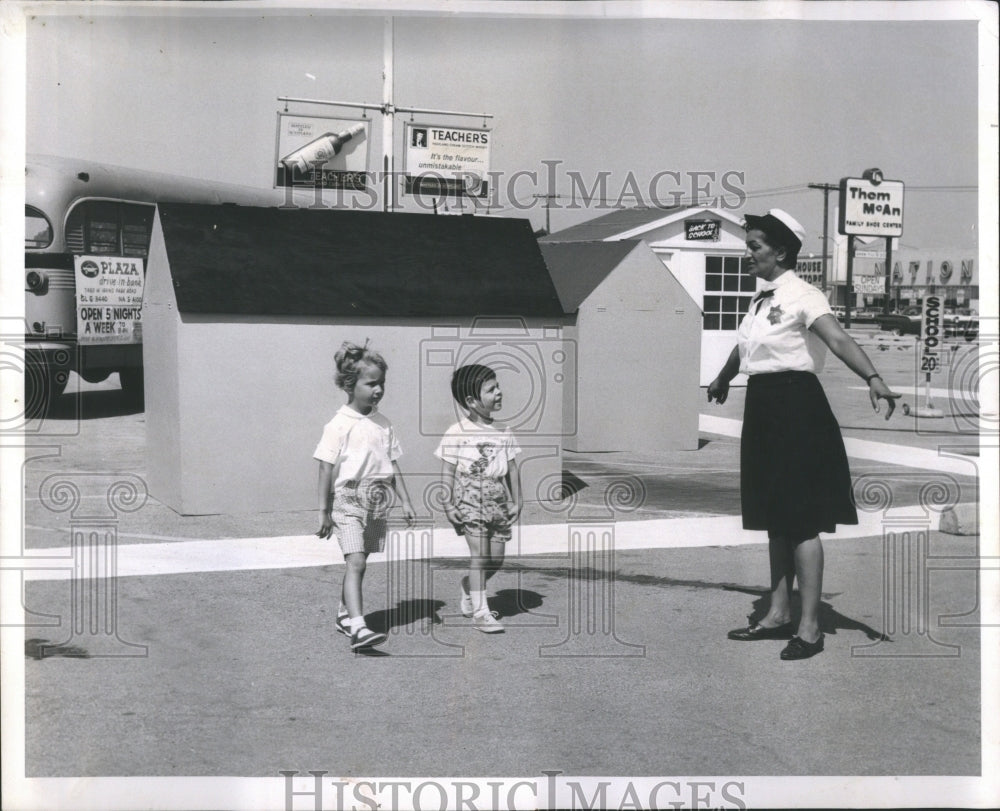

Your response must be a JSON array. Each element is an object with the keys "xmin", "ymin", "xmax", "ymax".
[
  {"xmin": 540, "ymin": 240, "xmax": 702, "ymax": 452},
  {"xmin": 143, "ymin": 203, "xmax": 568, "ymax": 516}
]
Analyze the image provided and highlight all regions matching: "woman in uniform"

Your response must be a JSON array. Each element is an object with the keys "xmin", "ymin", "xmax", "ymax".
[{"xmin": 708, "ymin": 209, "xmax": 900, "ymax": 660}]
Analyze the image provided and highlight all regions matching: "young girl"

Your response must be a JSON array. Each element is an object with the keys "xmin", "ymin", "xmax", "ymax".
[
  {"xmin": 314, "ymin": 341, "xmax": 415, "ymax": 650},
  {"xmin": 435, "ymin": 364, "xmax": 522, "ymax": 633}
]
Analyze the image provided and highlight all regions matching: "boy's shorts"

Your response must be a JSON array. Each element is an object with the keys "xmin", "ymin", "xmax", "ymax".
[
  {"xmin": 332, "ymin": 479, "xmax": 393, "ymax": 555},
  {"xmin": 455, "ymin": 472, "xmax": 516, "ymax": 543}
]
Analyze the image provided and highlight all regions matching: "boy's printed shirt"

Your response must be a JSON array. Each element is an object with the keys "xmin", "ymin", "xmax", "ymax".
[
  {"xmin": 737, "ymin": 270, "xmax": 834, "ymax": 376},
  {"xmin": 434, "ymin": 416, "xmax": 521, "ymax": 479},
  {"xmin": 313, "ymin": 405, "xmax": 401, "ymax": 486}
]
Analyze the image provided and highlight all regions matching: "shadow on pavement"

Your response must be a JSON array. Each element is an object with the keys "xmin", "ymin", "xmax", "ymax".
[
  {"xmin": 723, "ymin": 584, "xmax": 889, "ymax": 641},
  {"xmin": 25, "ymin": 638, "xmax": 91, "ymax": 659},
  {"xmin": 492, "ymin": 559, "xmax": 889, "ymax": 642},
  {"xmin": 32, "ymin": 389, "xmax": 142, "ymax": 422},
  {"xmin": 487, "ymin": 588, "xmax": 544, "ymax": 618},
  {"xmin": 367, "ymin": 598, "xmax": 447, "ymax": 635}
]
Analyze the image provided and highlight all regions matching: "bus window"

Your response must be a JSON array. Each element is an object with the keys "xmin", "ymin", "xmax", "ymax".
[
  {"xmin": 122, "ymin": 205, "xmax": 155, "ymax": 257},
  {"xmin": 85, "ymin": 201, "xmax": 119, "ymax": 254},
  {"xmin": 65, "ymin": 200, "xmax": 156, "ymax": 258},
  {"xmin": 25, "ymin": 206, "xmax": 52, "ymax": 249}
]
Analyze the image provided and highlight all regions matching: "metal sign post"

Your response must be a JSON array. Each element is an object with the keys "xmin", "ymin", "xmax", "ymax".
[
  {"xmin": 903, "ymin": 294, "xmax": 945, "ymax": 419},
  {"xmin": 277, "ymin": 16, "xmax": 492, "ymax": 212},
  {"xmin": 883, "ymin": 237, "xmax": 893, "ymax": 314},
  {"xmin": 845, "ymin": 235, "xmax": 855, "ymax": 328}
]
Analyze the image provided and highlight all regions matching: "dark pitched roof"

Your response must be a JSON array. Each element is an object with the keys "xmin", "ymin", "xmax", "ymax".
[
  {"xmin": 539, "ymin": 206, "xmax": 682, "ymax": 243},
  {"xmin": 156, "ymin": 204, "xmax": 565, "ymax": 317},
  {"xmin": 539, "ymin": 241, "xmax": 639, "ymax": 312}
]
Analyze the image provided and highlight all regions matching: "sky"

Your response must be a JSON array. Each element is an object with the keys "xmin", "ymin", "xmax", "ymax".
[{"xmin": 11, "ymin": 2, "xmax": 990, "ymax": 256}]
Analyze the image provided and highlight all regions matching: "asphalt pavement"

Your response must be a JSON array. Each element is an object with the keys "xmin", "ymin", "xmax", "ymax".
[{"xmin": 10, "ymin": 328, "xmax": 992, "ymax": 802}]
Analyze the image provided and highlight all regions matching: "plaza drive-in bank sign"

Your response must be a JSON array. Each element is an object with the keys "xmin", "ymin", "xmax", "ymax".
[
  {"xmin": 404, "ymin": 123, "xmax": 491, "ymax": 198},
  {"xmin": 74, "ymin": 256, "xmax": 144, "ymax": 344},
  {"xmin": 838, "ymin": 170, "xmax": 905, "ymax": 237}
]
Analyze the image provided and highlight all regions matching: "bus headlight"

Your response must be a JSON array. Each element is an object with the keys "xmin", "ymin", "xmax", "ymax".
[{"xmin": 26, "ymin": 270, "xmax": 49, "ymax": 293}]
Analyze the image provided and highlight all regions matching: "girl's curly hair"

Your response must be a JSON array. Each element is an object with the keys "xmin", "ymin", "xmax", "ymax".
[{"xmin": 334, "ymin": 340, "xmax": 387, "ymax": 392}]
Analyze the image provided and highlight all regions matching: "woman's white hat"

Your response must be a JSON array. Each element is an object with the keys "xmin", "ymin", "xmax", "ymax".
[{"xmin": 743, "ymin": 208, "xmax": 806, "ymax": 252}]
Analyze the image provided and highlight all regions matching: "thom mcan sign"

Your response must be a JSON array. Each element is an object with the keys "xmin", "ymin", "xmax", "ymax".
[{"xmin": 838, "ymin": 175, "xmax": 905, "ymax": 237}]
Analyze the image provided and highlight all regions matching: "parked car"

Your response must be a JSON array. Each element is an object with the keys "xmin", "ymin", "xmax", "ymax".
[
  {"xmin": 831, "ymin": 305, "xmax": 876, "ymax": 324},
  {"xmin": 875, "ymin": 309, "xmax": 979, "ymax": 340},
  {"xmin": 874, "ymin": 312, "xmax": 921, "ymax": 336},
  {"xmin": 943, "ymin": 312, "xmax": 980, "ymax": 341}
]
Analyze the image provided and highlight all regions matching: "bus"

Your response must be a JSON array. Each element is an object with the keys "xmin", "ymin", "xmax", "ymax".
[{"xmin": 23, "ymin": 154, "xmax": 306, "ymax": 415}]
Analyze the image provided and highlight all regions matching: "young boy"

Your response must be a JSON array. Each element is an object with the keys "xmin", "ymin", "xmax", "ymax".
[{"xmin": 435, "ymin": 364, "xmax": 522, "ymax": 633}]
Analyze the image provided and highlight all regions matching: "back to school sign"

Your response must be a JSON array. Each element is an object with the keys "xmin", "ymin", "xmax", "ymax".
[{"xmin": 74, "ymin": 256, "xmax": 145, "ymax": 345}]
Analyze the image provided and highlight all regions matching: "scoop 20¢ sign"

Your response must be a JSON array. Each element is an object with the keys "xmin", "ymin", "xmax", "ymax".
[{"xmin": 921, "ymin": 295, "xmax": 943, "ymax": 377}]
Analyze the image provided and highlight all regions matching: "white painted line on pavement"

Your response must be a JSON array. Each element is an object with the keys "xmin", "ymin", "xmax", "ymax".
[
  {"xmin": 20, "ymin": 510, "xmax": 901, "ymax": 581},
  {"xmin": 699, "ymin": 414, "xmax": 978, "ymax": 477},
  {"xmin": 848, "ymin": 385, "xmax": 966, "ymax": 398},
  {"xmin": 17, "ymin": 419, "xmax": 968, "ymax": 581},
  {"xmin": 23, "ymin": 524, "xmax": 225, "ymax": 544}
]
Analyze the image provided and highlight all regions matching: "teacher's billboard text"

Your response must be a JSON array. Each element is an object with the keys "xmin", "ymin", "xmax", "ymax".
[{"xmin": 404, "ymin": 123, "xmax": 491, "ymax": 198}]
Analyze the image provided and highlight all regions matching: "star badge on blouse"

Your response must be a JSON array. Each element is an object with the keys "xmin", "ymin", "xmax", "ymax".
[{"xmin": 767, "ymin": 304, "xmax": 784, "ymax": 325}]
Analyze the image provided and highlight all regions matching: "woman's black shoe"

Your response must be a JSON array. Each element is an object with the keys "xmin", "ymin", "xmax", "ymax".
[
  {"xmin": 779, "ymin": 634, "xmax": 825, "ymax": 660},
  {"xmin": 727, "ymin": 617, "xmax": 795, "ymax": 641}
]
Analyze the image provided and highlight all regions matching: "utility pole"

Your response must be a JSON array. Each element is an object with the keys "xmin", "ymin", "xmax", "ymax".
[
  {"xmin": 279, "ymin": 21, "xmax": 491, "ymax": 216},
  {"xmin": 532, "ymin": 193, "xmax": 567, "ymax": 235},
  {"xmin": 382, "ymin": 17, "xmax": 394, "ymax": 213},
  {"xmin": 807, "ymin": 183, "xmax": 837, "ymax": 297}
]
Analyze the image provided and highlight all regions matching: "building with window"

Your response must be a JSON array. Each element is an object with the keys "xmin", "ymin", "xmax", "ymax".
[
  {"xmin": 795, "ymin": 255, "xmax": 829, "ymax": 291},
  {"xmin": 542, "ymin": 206, "xmax": 766, "ymax": 385},
  {"xmin": 830, "ymin": 241, "xmax": 979, "ymax": 313}
]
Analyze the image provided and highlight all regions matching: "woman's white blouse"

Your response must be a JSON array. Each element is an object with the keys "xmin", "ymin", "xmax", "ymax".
[{"xmin": 737, "ymin": 270, "xmax": 835, "ymax": 375}]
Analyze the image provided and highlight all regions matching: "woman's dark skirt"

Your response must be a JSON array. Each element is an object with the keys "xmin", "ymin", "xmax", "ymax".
[{"xmin": 741, "ymin": 371, "xmax": 858, "ymax": 540}]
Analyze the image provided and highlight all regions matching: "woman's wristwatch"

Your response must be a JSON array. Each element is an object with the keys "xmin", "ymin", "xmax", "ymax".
[{"xmin": 865, "ymin": 373, "xmax": 883, "ymax": 385}]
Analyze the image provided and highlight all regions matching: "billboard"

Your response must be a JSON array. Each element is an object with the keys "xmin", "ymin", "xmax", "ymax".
[
  {"xmin": 838, "ymin": 174, "xmax": 905, "ymax": 237},
  {"xmin": 403, "ymin": 122, "xmax": 491, "ymax": 198},
  {"xmin": 274, "ymin": 113, "xmax": 371, "ymax": 190},
  {"xmin": 74, "ymin": 256, "xmax": 145, "ymax": 345}
]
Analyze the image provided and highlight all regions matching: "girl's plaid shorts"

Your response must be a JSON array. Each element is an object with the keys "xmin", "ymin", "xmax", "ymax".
[{"xmin": 332, "ymin": 479, "xmax": 394, "ymax": 555}]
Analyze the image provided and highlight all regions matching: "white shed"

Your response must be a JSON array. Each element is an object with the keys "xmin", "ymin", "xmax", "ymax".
[
  {"xmin": 543, "ymin": 206, "xmax": 755, "ymax": 385},
  {"xmin": 540, "ymin": 240, "xmax": 702, "ymax": 452}
]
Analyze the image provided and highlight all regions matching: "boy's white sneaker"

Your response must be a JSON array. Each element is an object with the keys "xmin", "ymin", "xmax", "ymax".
[
  {"xmin": 459, "ymin": 588, "xmax": 475, "ymax": 617},
  {"xmin": 473, "ymin": 609, "xmax": 504, "ymax": 634},
  {"xmin": 351, "ymin": 626, "xmax": 387, "ymax": 650}
]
